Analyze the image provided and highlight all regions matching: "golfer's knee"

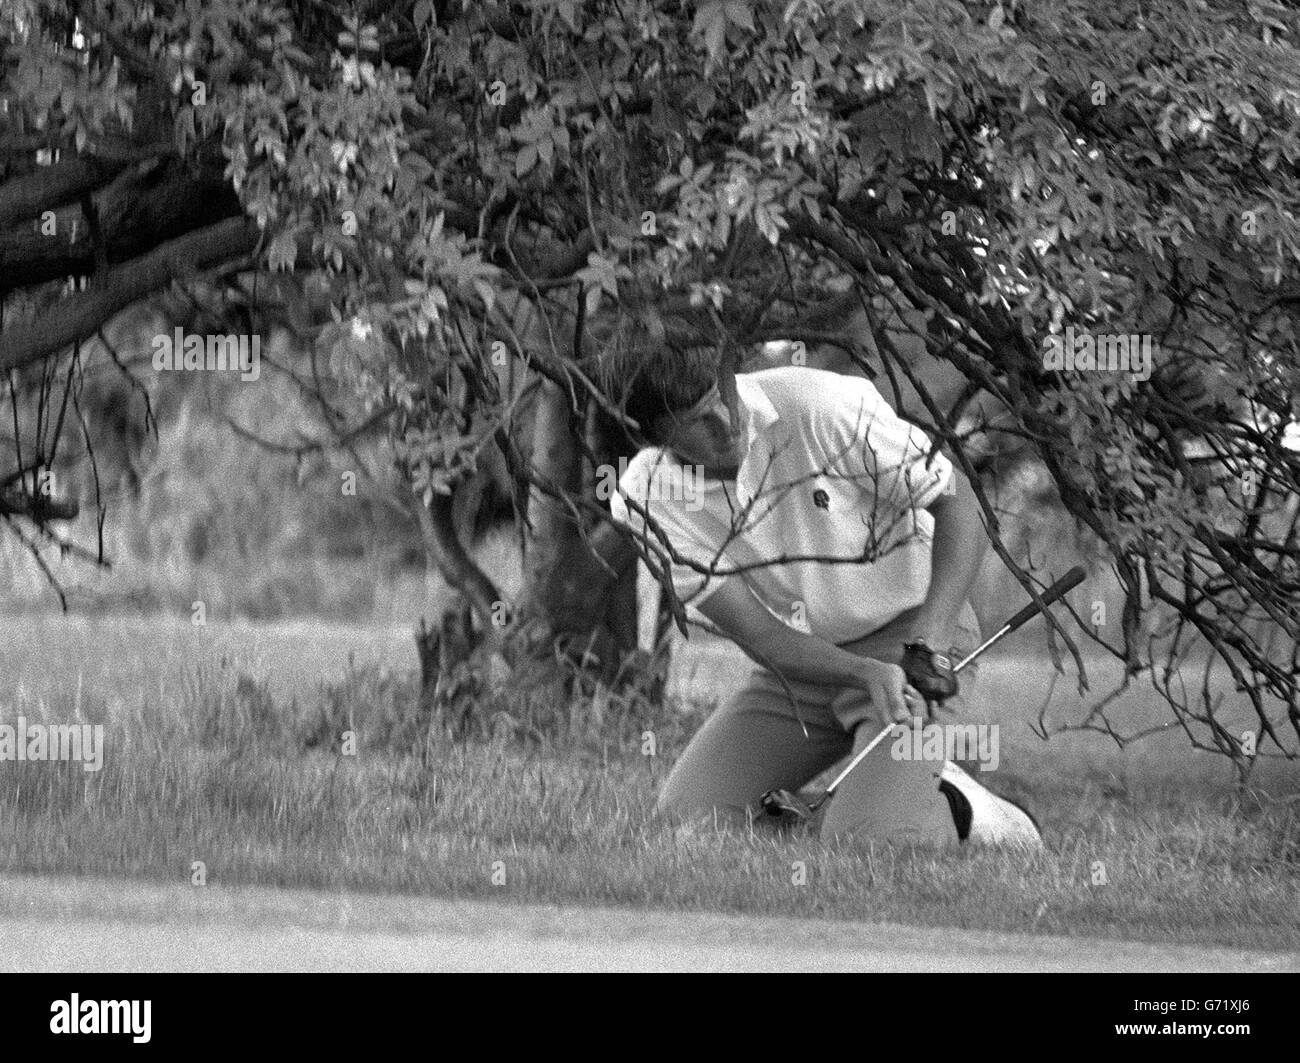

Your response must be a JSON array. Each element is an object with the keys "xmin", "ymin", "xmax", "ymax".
[
  {"xmin": 655, "ymin": 781, "xmax": 755, "ymax": 829},
  {"xmin": 656, "ymin": 800, "xmax": 753, "ymax": 831}
]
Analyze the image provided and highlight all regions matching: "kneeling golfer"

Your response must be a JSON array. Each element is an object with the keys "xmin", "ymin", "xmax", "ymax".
[{"xmin": 612, "ymin": 362, "xmax": 1041, "ymax": 848}]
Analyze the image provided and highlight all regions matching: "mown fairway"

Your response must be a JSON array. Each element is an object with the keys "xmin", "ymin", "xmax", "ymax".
[
  {"xmin": 3, "ymin": 874, "xmax": 1294, "ymax": 972},
  {"xmin": 1, "ymin": 612, "xmax": 1297, "ymax": 951}
]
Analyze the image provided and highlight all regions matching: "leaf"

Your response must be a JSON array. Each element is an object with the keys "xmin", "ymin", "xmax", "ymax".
[
  {"xmin": 554, "ymin": 0, "xmax": 579, "ymax": 31},
  {"xmin": 577, "ymin": 252, "xmax": 620, "ymax": 296},
  {"xmin": 267, "ymin": 230, "xmax": 298, "ymax": 272},
  {"xmin": 705, "ymin": 14, "xmax": 726, "ymax": 63},
  {"xmin": 515, "ymin": 143, "xmax": 537, "ymax": 177},
  {"xmin": 754, "ymin": 203, "xmax": 784, "ymax": 244},
  {"xmin": 643, "ymin": 307, "xmax": 666, "ymax": 345},
  {"xmin": 693, "ymin": 0, "xmax": 728, "ymax": 63},
  {"xmin": 473, "ymin": 278, "xmax": 496, "ymax": 313},
  {"xmin": 726, "ymin": 0, "xmax": 755, "ymax": 32}
]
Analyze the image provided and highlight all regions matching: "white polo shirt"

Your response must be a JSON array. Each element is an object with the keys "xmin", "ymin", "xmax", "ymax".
[{"xmin": 610, "ymin": 367, "xmax": 953, "ymax": 643}]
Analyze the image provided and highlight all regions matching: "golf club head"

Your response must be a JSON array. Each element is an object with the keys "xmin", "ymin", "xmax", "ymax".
[{"xmin": 760, "ymin": 787, "xmax": 816, "ymax": 820}]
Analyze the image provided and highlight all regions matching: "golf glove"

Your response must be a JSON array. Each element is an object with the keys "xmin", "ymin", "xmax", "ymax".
[{"xmin": 901, "ymin": 639, "xmax": 958, "ymax": 708}]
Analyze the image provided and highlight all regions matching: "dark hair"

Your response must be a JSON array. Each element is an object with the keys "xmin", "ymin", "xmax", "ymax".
[{"xmin": 612, "ymin": 345, "xmax": 719, "ymax": 447}]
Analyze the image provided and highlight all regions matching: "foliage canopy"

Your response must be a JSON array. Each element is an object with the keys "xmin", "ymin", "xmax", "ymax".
[{"xmin": 3, "ymin": 0, "xmax": 1300, "ymax": 765}]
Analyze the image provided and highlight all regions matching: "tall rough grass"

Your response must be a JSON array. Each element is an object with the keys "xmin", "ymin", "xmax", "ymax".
[{"xmin": 1, "ymin": 646, "xmax": 1297, "ymax": 947}]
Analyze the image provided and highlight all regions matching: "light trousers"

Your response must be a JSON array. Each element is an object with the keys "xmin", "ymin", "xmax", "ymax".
[{"xmin": 657, "ymin": 602, "xmax": 982, "ymax": 846}]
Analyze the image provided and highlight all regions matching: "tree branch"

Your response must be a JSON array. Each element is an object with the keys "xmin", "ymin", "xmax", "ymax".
[{"xmin": 0, "ymin": 217, "xmax": 259, "ymax": 373}]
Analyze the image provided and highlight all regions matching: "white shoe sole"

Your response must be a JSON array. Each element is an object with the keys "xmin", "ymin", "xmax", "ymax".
[{"xmin": 939, "ymin": 761, "xmax": 1044, "ymax": 851}]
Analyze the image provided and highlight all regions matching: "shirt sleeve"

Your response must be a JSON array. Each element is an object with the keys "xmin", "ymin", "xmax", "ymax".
[
  {"xmin": 812, "ymin": 375, "xmax": 954, "ymax": 515},
  {"xmin": 609, "ymin": 449, "xmax": 729, "ymax": 607}
]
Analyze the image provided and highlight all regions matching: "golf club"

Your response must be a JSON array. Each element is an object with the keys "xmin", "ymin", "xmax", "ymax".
[{"xmin": 759, "ymin": 564, "xmax": 1087, "ymax": 820}]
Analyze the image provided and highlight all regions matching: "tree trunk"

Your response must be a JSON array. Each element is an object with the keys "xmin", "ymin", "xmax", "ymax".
[
  {"xmin": 413, "ymin": 289, "xmax": 642, "ymax": 715},
  {"xmin": 515, "ymin": 377, "xmax": 640, "ymax": 681}
]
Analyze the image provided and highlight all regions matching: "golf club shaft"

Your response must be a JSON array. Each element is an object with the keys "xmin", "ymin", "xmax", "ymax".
[
  {"xmin": 820, "ymin": 718, "xmax": 897, "ymax": 798},
  {"xmin": 952, "ymin": 565, "xmax": 1086, "ymax": 672},
  {"xmin": 822, "ymin": 565, "xmax": 1087, "ymax": 801}
]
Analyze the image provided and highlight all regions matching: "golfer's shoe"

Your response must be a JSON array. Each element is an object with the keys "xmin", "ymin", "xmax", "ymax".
[
  {"xmin": 937, "ymin": 761, "xmax": 1043, "ymax": 851},
  {"xmin": 760, "ymin": 788, "xmax": 815, "ymax": 820}
]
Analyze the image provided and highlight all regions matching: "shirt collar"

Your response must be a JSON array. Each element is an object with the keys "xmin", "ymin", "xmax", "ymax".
[{"xmin": 735, "ymin": 373, "xmax": 779, "ymax": 446}]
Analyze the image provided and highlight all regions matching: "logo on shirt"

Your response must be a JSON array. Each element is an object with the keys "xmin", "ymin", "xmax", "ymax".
[{"xmin": 812, "ymin": 488, "xmax": 830, "ymax": 511}]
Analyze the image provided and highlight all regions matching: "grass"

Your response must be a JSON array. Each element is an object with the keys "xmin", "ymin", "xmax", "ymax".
[{"xmin": 1, "ymin": 612, "xmax": 1298, "ymax": 950}]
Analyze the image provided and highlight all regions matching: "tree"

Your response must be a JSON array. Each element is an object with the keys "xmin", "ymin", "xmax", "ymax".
[{"xmin": 3, "ymin": 0, "xmax": 1299, "ymax": 768}]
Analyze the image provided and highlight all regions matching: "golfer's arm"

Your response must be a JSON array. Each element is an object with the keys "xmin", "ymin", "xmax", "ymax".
[
  {"xmin": 909, "ymin": 465, "xmax": 987, "ymax": 646},
  {"xmin": 697, "ymin": 577, "xmax": 874, "ymax": 689}
]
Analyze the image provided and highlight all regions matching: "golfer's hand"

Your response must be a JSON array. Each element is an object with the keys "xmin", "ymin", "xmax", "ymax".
[
  {"xmin": 901, "ymin": 640, "xmax": 958, "ymax": 712},
  {"xmin": 856, "ymin": 657, "xmax": 919, "ymax": 725}
]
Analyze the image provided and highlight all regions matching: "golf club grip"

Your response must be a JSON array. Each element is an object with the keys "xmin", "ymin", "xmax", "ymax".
[{"xmin": 997, "ymin": 565, "xmax": 1086, "ymax": 637}]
